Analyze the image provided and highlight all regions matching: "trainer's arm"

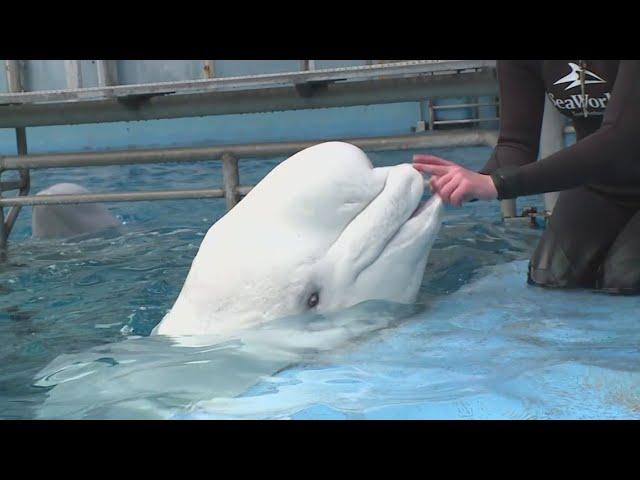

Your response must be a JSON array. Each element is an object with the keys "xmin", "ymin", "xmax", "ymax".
[
  {"xmin": 492, "ymin": 60, "xmax": 640, "ymax": 199},
  {"xmin": 479, "ymin": 60, "xmax": 546, "ymax": 175}
]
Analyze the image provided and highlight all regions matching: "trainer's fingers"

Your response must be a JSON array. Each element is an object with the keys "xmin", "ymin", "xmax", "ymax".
[
  {"xmin": 431, "ymin": 171, "xmax": 456, "ymax": 191},
  {"xmin": 438, "ymin": 176, "xmax": 461, "ymax": 204},
  {"xmin": 412, "ymin": 154, "xmax": 457, "ymax": 167},
  {"xmin": 412, "ymin": 163, "xmax": 452, "ymax": 176},
  {"xmin": 450, "ymin": 183, "xmax": 471, "ymax": 208}
]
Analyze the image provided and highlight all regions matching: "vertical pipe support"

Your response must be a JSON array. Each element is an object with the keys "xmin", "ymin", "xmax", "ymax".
[
  {"xmin": 222, "ymin": 152, "xmax": 240, "ymax": 211},
  {"xmin": 427, "ymin": 98, "xmax": 435, "ymax": 130},
  {"xmin": 4, "ymin": 128, "xmax": 30, "ymax": 235},
  {"xmin": 96, "ymin": 60, "xmax": 118, "ymax": 87},
  {"xmin": 5, "ymin": 60, "xmax": 23, "ymax": 92},
  {"xmin": 0, "ymin": 168, "xmax": 6, "ymax": 256},
  {"xmin": 300, "ymin": 60, "xmax": 316, "ymax": 71},
  {"xmin": 203, "ymin": 60, "xmax": 215, "ymax": 79},
  {"xmin": 1, "ymin": 60, "xmax": 30, "ymax": 253},
  {"xmin": 64, "ymin": 60, "xmax": 83, "ymax": 89}
]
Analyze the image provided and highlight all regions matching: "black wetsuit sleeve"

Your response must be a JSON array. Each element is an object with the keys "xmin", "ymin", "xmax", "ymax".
[
  {"xmin": 479, "ymin": 60, "xmax": 546, "ymax": 175},
  {"xmin": 491, "ymin": 60, "xmax": 640, "ymax": 200}
]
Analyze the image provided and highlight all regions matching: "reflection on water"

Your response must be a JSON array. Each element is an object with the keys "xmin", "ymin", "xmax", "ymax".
[{"xmin": 1, "ymin": 146, "xmax": 638, "ymax": 419}]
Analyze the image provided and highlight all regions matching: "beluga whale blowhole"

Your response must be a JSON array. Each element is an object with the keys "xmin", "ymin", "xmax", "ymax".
[{"xmin": 153, "ymin": 141, "xmax": 444, "ymax": 338}]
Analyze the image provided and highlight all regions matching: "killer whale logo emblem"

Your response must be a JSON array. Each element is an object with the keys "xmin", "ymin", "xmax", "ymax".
[{"xmin": 553, "ymin": 62, "xmax": 606, "ymax": 91}]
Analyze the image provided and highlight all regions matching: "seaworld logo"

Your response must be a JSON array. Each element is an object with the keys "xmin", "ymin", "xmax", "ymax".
[
  {"xmin": 553, "ymin": 62, "xmax": 607, "ymax": 91},
  {"xmin": 548, "ymin": 92, "xmax": 611, "ymax": 114}
]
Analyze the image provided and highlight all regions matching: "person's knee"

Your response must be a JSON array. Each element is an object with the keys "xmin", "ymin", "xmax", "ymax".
[
  {"xmin": 599, "ymin": 257, "xmax": 640, "ymax": 294},
  {"xmin": 528, "ymin": 226, "xmax": 594, "ymax": 289}
]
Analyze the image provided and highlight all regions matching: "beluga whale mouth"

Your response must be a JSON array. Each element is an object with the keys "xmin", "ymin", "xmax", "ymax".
[{"xmin": 152, "ymin": 141, "xmax": 444, "ymax": 339}]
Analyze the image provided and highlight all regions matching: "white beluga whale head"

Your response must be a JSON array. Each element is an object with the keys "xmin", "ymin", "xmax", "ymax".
[
  {"xmin": 153, "ymin": 142, "xmax": 444, "ymax": 338},
  {"xmin": 32, "ymin": 183, "xmax": 121, "ymax": 239}
]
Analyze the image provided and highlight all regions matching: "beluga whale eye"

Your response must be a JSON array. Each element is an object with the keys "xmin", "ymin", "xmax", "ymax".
[{"xmin": 307, "ymin": 292, "xmax": 320, "ymax": 309}]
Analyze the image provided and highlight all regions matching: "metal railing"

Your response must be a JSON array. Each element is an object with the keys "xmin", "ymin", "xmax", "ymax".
[
  {"xmin": 0, "ymin": 130, "xmax": 499, "ymax": 206},
  {"xmin": 0, "ymin": 129, "xmax": 499, "ymax": 249},
  {"xmin": 0, "ymin": 60, "xmax": 503, "ymax": 256},
  {"xmin": 0, "ymin": 60, "xmax": 498, "ymax": 128},
  {"xmin": 429, "ymin": 100, "xmax": 499, "ymax": 128}
]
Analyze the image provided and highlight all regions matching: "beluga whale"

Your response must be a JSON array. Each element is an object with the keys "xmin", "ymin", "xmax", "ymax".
[
  {"xmin": 32, "ymin": 183, "xmax": 121, "ymax": 239},
  {"xmin": 153, "ymin": 141, "xmax": 444, "ymax": 339},
  {"xmin": 32, "ymin": 142, "xmax": 444, "ymax": 419}
]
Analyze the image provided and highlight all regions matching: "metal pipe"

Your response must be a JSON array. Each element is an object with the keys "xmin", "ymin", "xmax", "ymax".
[
  {"xmin": 432, "ymin": 102, "xmax": 498, "ymax": 110},
  {"xmin": 0, "ymin": 71, "xmax": 498, "ymax": 128},
  {"xmin": 433, "ymin": 117, "xmax": 500, "ymax": 126},
  {"xmin": 0, "ymin": 204, "xmax": 6, "ymax": 255},
  {"xmin": 64, "ymin": 60, "xmax": 83, "ymax": 90},
  {"xmin": 5, "ymin": 60, "xmax": 23, "ymax": 92},
  {"xmin": 1, "ymin": 61, "xmax": 29, "ymax": 250},
  {"xmin": 0, "ymin": 130, "xmax": 498, "ymax": 171},
  {"xmin": 0, "ymin": 188, "xmax": 228, "ymax": 207},
  {"xmin": 500, "ymin": 200, "xmax": 517, "ymax": 219},
  {"xmin": 96, "ymin": 60, "xmax": 117, "ymax": 87},
  {"xmin": 222, "ymin": 152, "xmax": 240, "ymax": 210},
  {"xmin": 3, "ymin": 127, "xmax": 30, "ymax": 235},
  {"xmin": 428, "ymin": 98, "xmax": 434, "ymax": 130},
  {"xmin": 202, "ymin": 61, "xmax": 215, "ymax": 79},
  {"xmin": 301, "ymin": 60, "xmax": 316, "ymax": 71}
]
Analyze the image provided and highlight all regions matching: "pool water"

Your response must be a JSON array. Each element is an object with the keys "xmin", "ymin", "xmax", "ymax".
[{"xmin": 1, "ymin": 146, "xmax": 639, "ymax": 419}]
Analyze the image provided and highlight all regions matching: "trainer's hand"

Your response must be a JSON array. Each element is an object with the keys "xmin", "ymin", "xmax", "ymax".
[{"xmin": 412, "ymin": 154, "xmax": 498, "ymax": 207}]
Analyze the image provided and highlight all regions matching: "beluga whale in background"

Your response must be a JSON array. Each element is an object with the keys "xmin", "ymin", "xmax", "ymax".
[
  {"xmin": 32, "ymin": 183, "xmax": 121, "ymax": 239},
  {"xmin": 153, "ymin": 141, "xmax": 444, "ymax": 339}
]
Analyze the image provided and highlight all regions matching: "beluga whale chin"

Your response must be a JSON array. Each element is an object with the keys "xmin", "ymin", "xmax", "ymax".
[{"xmin": 153, "ymin": 141, "xmax": 444, "ymax": 338}]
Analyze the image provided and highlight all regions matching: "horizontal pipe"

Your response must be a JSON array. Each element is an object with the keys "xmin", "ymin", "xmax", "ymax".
[
  {"xmin": 0, "ymin": 180, "xmax": 444, "ymax": 208},
  {"xmin": 433, "ymin": 117, "xmax": 499, "ymax": 125},
  {"xmin": 0, "ymin": 130, "xmax": 498, "ymax": 171},
  {"xmin": 0, "ymin": 188, "xmax": 228, "ymax": 207},
  {"xmin": 433, "ymin": 102, "xmax": 498, "ymax": 110},
  {"xmin": 0, "ymin": 71, "xmax": 498, "ymax": 128}
]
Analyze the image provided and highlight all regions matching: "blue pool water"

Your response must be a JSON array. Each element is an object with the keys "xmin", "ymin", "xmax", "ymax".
[{"xmin": 1, "ymin": 146, "xmax": 639, "ymax": 419}]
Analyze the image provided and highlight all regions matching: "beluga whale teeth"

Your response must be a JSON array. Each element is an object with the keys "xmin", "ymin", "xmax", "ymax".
[{"xmin": 152, "ymin": 141, "xmax": 445, "ymax": 338}]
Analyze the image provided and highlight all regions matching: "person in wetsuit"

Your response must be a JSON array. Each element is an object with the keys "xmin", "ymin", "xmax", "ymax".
[{"xmin": 413, "ymin": 60, "xmax": 640, "ymax": 293}]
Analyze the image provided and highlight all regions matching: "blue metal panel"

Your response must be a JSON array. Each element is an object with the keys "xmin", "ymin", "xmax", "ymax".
[
  {"xmin": 0, "ymin": 102, "xmax": 422, "ymax": 155},
  {"xmin": 79, "ymin": 60, "xmax": 99, "ymax": 88},
  {"xmin": 23, "ymin": 60, "xmax": 67, "ymax": 91},
  {"xmin": 214, "ymin": 60, "xmax": 301, "ymax": 77},
  {"xmin": 477, "ymin": 95, "xmax": 499, "ymax": 130},
  {"xmin": 433, "ymin": 96, "xmax": 473, "ymax": 122},
  {"xmin": 116, "ymin": 60, "xmax": 204, "ymax": 85}
]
